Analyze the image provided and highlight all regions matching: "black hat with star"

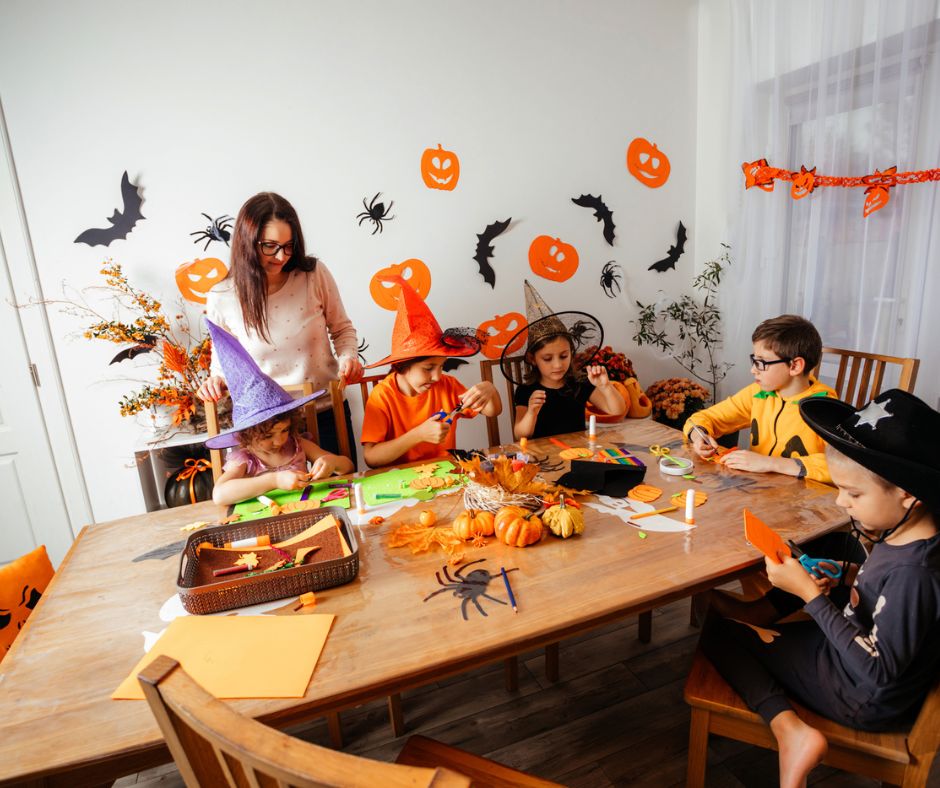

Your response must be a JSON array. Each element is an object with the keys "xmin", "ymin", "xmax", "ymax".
[{"xmin": 799, "ymin": 389, "xmax": 940, "ymax": 509}]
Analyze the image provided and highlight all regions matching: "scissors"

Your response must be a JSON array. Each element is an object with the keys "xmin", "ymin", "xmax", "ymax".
[
  {"xmin": 433, "ymin": 402, "xmax": 464, "ymax": 424},
  {"xmin": 788, "ymin": 540, "xmax": 843, "ymax": 580},
  {"xmin": 649, "ymin": 444, "xmax": 685, "ymax": 467}
]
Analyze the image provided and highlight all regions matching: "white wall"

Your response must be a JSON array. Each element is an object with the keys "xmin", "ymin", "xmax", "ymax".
[{"xmin": 0, "ymin": 0, "xmax": 702, "ymax": 524}]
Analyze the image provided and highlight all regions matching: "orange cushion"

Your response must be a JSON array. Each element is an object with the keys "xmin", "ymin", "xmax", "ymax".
[{"xmin": 0, "ymin": 545, "xmax": 55, "ymax": 659}]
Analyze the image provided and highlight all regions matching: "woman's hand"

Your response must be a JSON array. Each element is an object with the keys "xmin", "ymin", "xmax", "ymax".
[
  {"xmin": 460, "ymin": 381, "xmax": 498, "ymax": 412},
  {"xmin": 338, "ymin": 356, "xmax": 363, "ymax": 385},
  {"xmin": 197, "ymin": 375, "xmax": 227, "ymax": 402},
  {"xmin": 527, "ymin": 389, "xmax": 547, "ymax": 415},
  {"xmin": 586, "ymin": 365, "xmax": 610, "ymax": 388},
  {"xmin": 765, "ymin": 555, "xmax": 822, "ymax": 603}
]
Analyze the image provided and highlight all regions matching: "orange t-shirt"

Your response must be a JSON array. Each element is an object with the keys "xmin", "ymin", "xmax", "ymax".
[{"xmin": 360, "ymin": 373, "xmax": 474, "ymax": 464}]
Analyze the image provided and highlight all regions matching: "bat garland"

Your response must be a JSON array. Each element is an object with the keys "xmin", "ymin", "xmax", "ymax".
[
  {"xmin": 473, "ymin": 218, "xmax": 511, "ymax": 288},
  {"xmin": 74, "ymin": 171, "xmax": 145, "ymax": 247},
  {"xmin": 648, "ymin": 221, "xmax": 687, "ymax": 273},
  {"xmin": 743, "ymin": 159, "xmax": 940, "ymax": 218},
  {"xmin": 442, "ymin": 358, "xmax": 469, "ymax": 372},
  {"xmin": 571, "ymin": 194, "xmax": 615, "ymax": 245},
  {"xmin": 109, "ymin": 334, "xmax": 158, "ymax": 365}
]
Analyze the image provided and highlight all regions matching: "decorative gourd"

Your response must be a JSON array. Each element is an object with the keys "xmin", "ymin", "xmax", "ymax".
[
  {"xmin": 452, "ymin": 509, "xmax": 496, "ymax": 540},
  {"xmin": 164, "ymin": 459, "xmax": 214, "ymax": 508},
  {"xmin": 543, "ymin": 502, "xmax": 585, "ymax": 539},
  {"xmin": 494, "ymin": 506, "xmax": 543, "ymax": 547}
]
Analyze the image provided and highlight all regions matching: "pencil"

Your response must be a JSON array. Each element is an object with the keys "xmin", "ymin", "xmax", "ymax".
[
  {"xmin": 629, "ymin": 505, "xmax": 679, "ymax": 520},
  {"xmin": 500, "ymin": 567, "xmax": 518, "ymax": 613},
  {"xmin": 549, "ymin": 437, "xmax": 573, "ymax": 450}
]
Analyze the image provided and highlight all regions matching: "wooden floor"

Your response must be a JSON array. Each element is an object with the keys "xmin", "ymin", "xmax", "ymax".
[{"xmin": 115, "ymin": 597, "xmax": 884, "ymax": 788}]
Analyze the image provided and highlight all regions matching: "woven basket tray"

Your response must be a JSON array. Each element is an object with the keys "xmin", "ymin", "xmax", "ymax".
[{"xmin": 176, "ymin": 507, "xmax": 358, "ymax": 614}]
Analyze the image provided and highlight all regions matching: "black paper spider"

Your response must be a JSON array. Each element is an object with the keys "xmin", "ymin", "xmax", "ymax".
[
  {"xmin": 357, "ymin": 192, "xmax": 394, "ymax": 235},
  {"xmin": 599, "ymin": 261, "xmax": 623, "ymax": 298},
  {"xmin": 422, "ymin": 560, "xmax": 517, "ymax": 620},
  {"xmin": 190, "ymin": 213, "xmax": 233, "ymax": 250},
  {"xmin": 569, "ymin": 319, "xmax": 599, "ymax": 346},
  {"xmin": 357, "ymin": 337, "xmax": 369, "ymax": 364}
]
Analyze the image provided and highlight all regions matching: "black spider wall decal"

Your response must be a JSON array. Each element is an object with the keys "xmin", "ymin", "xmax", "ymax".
[
  {"xmin": 422, "ymin": 560, "xmax": 517, "ymax": 620},
  {"xmin": 357, "ymin": 337, "xmax": 369, "ymax": 364},
  {"xmin": 569, "ymin": 319, "xmax": 599, "ymax": 346},
  {"xmin": 599, "ymin": 261, "xmax": 623, "ymax": 298},
  {"xmin": 190, "ymin": 213, "xmax": 233, "ymax": 250},
  {"xmin": 357, "ymin": 192, "xmax": 395, "ymax": 235}
]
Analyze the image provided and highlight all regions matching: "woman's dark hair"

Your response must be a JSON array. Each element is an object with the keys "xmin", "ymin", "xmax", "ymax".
[
  {"xmin": 522, "ymin": 333, "xmax": 580, "ymax": 387},
  {"xmin": 229, "ymin": 192, "xmax": 317, "ymax": 342}
]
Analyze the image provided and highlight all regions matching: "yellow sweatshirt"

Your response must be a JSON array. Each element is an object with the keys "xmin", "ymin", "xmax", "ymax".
[{"xmin": 683, "ymin": 379, "xmax": 837, "ymax": 483}]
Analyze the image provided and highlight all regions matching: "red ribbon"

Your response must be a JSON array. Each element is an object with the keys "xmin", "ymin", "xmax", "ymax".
[{"xmin": 175, "ymin": 458, "xmax": 211, "ymax": 504}]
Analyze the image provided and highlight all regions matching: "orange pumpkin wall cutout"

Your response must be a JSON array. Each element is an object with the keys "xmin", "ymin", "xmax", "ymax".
[
  {"xmin": 477, "ymin": 312, "xmax": 527, "ymax": 360},
  {"xmin": 175, "ymin": 258, "xmax": 228, "ymax": 304},
  {"xmin": 528, "ymin": 235, "xmax": 579, "ymax": 282},
  {"xmin": 369, "ymin": 259, "xmax": 432, "ymax": 310},
  {"xmin": 421, "ymin": 143, "xmax": 460, "ymax": 191},
  {"xmin": 626, "ymin": 137, "xmax": 671, "ymax": 189}
]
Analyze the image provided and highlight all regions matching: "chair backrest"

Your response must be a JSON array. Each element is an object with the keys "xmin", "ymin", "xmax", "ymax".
[
  {"xmin": 356, "ymin": 372, "xmax": 389, "ymax": 415},
  {"xmin": 479, "ymin": 356, "xmax": 525, "ymax": 446},
  {"xmin": 138, "ymin": 655, "xmax": 471, "ymax": 788},
  {"xmin": 205, "ymin": 379, "xmax": 351, "ymax": 483},
  {"xmin": 815, "ymin": 347, "xmax": 919, "ymax": 409}
]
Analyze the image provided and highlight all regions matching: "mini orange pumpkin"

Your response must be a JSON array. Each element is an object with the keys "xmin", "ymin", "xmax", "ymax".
[
  {"xmin": 421, "ymin": 143, "xmax": 460, "ymax": 191},
  {"xmin": 494, "ymin": 506, "xmax": 543, "ymax": 547},
  {"xmin": 477, "ymin": 312, "xmax": 527, "ymax": 360},
  {"xmin": 419, "ymin": 510, "xmax": 437, "ymax": 526},
  {"xmin": 369, "ymin": 259, "xmax": 432, "ymax": 310},
  {"xmin": 452, "ymin": 509, "xmax": 496, "ymax": 540},
  {"xmin": 175, "ymin": 258, "xmax": 228, "ymax": 304},
  {"xmin": 626, "ymin": 137, "xmax": 671, "ymax": 189},
  {"xmin": 528, "ymin": 236, "xmax": 579, "ymax": 282}
]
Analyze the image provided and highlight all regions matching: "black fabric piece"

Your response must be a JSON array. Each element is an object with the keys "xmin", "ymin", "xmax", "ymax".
[{"xmin": 557, "ymin": 459, "xmax": 646, "ymax": 497}]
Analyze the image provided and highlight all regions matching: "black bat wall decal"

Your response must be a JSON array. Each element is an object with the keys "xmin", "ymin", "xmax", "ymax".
[
  {"xmin": 443, "ymin": 358, "xmax": 468, "ymax": 372},
  {"xmin": 74, "ymin": 171, "xmax": 145, "ymax": 247},
  {"xmin": 648, "ymin": 221, "xmax": 688, "ymax": 273},
  {"xmin": 571, "ymin": 194, "xmax": 615, "ymax": 245},
  {"xmin": 473, "ymin": 218, "xmax": 511, "ymax": 287},
  {"xmin": 109, "ymin": 334, "xmax": 157, "ymax": 365}
]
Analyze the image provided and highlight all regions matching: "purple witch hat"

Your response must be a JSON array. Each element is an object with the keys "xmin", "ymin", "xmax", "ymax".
[{"xmin": 203, "ymin": 319, "xmax": 324, "ymax": 450}]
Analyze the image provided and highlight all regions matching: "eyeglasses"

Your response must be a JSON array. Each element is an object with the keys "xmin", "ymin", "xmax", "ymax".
[
  {"xmin": 256, "ymin": 240, "xmax": 295, "ymax": 257},
  {"xmin": 749, "ymin": 354, "xmax": 791, "ymax": 371}
]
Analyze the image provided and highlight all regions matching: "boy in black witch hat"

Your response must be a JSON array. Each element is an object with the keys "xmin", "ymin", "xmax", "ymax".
[{"xmin": 698, "ymin": 389, "xmax": 940, "ymax": 788}]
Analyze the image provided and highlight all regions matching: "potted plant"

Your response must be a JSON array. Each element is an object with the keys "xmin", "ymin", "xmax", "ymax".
[
  {"xmin": 645, "ymin": 377, "xmax": 711, "ymax": 431},
  {"xmin": 574, "ymin": 345, "xmax": 651, "ymax": 421}
]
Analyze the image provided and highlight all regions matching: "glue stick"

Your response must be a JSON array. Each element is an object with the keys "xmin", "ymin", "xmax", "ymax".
[
  {"xmin": 588, "ymin": 414, "xmax": 597, "ymax": 439},
  {"xmin": 354, "ymin": 483, "xmax": 365, "ymax": 515},
  {"xmin": 685, "ymin": 489, "xmax": 696, "ymax": 525},
  {"xmin": 258, "ymin": 494, "xmax": 275, "ymax": 508},
  {"xmin": 224, "ymin": 534, "xmax": 270, "ymax": 549}
]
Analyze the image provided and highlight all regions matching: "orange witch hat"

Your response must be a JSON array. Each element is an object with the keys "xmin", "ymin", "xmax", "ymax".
[{"xmin": 365, "ymin": 277, "xmax": 482, "ymax": 368}]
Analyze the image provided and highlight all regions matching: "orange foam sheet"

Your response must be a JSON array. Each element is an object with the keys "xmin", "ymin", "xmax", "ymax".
[
  {"xmin": 113, "ymin": 614, "xmax": 334, "ymax": 700},
  {"xmin": 743, "ymin": 509, "xmax": 788, "ymax": 564}
]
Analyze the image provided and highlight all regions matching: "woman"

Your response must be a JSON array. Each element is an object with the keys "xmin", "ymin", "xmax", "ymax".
[{"xmin": 197, "ymin": 192, "xmax": 362, "ymax": 464}]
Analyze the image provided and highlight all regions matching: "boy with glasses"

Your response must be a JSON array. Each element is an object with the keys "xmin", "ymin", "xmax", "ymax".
[{"xmin": 684, "ymin": 314, "xmax": 836, "ymax": 483}]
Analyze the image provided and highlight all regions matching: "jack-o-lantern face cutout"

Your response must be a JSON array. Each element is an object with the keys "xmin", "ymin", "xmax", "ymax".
[
  {"xmin": 0, "ymin": 545, "xmax": 54, "ymax": 656},
  {"xmin": 478, "ymin": 313, "xmax": 527, "ymax": 359},
  {"xmin": 528, "ymin": 236, "xmax": 579, "ymax": 282},
  {"xmin": 175, "ymin": 258, "xmax": 228, "ymax": 304},
  {"xmin": 626, "ymin": 137, "xmax": 671, "ymax": 189},
  {"xmin": 421, "ymin": 144, "xmax": 460, "ymax": 191},
  {"xmin": 790, "ymin": 166, "xmax": 816, "ymax": 200},
  {"xmin": 369, "ymin": 259, "xmax": 432, "ymax": 310}
]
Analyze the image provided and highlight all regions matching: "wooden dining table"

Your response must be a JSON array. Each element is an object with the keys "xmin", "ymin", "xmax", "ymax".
[{"xmin": 0, "ymin": 419, "xmax": 847, "ymax": 787}]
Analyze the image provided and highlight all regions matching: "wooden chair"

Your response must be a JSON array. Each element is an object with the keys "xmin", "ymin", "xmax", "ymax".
[
  {"xmin": 683, "ymin": 647, "xmax": 940, "ymax": 787},
  {"xmin": 815, "ymin": 347, "xmax": 920, "ymax": 408},
  {"xmin": 479, "ymin": 356, "xmax": 524, "ymax": 446},
  {"xmin": 205, "ymin": 378, "xmax": 351, "ymax": 482},
  {"xmin": 139, "ymin": 655, "xmax": 562, "ymax": 788}
]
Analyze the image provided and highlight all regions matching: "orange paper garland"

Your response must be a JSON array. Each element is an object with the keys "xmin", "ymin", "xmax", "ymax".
[{"xmin": 742, "ymin": 159, "xmax": 940, "ymax": 217}]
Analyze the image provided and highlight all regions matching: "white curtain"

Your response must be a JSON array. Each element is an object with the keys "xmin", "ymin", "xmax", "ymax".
[{"xmin": 720, "ymin": 0, "xmax": 940, "ymax": 409}]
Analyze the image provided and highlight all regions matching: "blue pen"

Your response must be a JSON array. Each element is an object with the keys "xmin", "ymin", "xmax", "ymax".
[
  {"xmin": 500, "ymin": 566, "xmax": 518, "ymax": 613},
  {"xmin": 788, "ymin": 540, "xmax": 843, "ymax": 580}
]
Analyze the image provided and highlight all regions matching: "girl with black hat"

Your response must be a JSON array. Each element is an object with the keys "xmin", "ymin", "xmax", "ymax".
[{"xmin": 699, "ymin": 389, "xmax": 940, "ymax": 788}]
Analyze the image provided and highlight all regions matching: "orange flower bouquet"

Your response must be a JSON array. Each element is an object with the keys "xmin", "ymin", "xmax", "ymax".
[{"xmin": 645, "ymin": 377, "xmax": 710, "ymax": 429}]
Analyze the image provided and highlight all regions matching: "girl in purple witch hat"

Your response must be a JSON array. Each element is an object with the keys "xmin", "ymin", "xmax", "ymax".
[{"xmin": 204, "ymin": 320, "xmax": 354, "ymax": 505}]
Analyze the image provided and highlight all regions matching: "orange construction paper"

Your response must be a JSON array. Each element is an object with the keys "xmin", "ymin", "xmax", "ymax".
[
  {"xmin": 743, "ymin": 509, "xmax": 788, "ymax": 565},
  {"xmin": 112, "ymin": 614, "xmax": 335, "ymax": 700},
  {"xmin": 627, "ymin": 484, "xmax": 662, "ymax": 503}
]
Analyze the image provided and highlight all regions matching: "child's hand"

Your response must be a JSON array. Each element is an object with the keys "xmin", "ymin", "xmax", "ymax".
[
  {"xmin": 460, "ymin": 381, "xmax": 497, "ymax": 412},
  {"xmin": 274, "ymin": 470, "xmax": 305, "ymax": 490},
  {"xmin": 765, "ymin": 555, "xmax": 822, "ymax": 603},
  {"xmin": 309, "ymin": 454, "xmax": 339, "ymax": 480},
  {"xmin": 197, "ymin": 375, "xmax": 227, "ymax": 402},
  {"xmin": 721, "ymin": 450, "xmax": 775, "ymax": 473},
  {"xmin": 586, "ymin": 365, "xmax": 610, "ymax": 387},
  {"xmin": 527, "ymin": 389, "xmax": 547, "ymax": 415},
  {"xmin": 688, "ymin": 426, "xmax": 719, "ymax": 458},
  {"xmin": 414, "ymin": 417, "xmax": 451, "ymax": 445}
]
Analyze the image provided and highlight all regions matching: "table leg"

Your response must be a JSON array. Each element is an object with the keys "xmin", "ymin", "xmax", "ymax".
[
  {"xmin": 638, "ymin": 610, "xmax": 652, "ymax": 643},
  {"xmin": 326, "ymin": 711, "xmax": 343, "ymax": 749},
  {"xmin": 387, "ymin": 692, "xmax": 405, "ymax": 737},
  {"xmin": 545, "ymin": 642, "xmax": 560, "ymax": 682},
  {"xmin": 504, "ymin": 656, "xmax": 518, "ymax": 692}
]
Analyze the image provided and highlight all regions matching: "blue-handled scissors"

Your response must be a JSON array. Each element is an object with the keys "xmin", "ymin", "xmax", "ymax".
[
  {"xmin": 433, "ymin": 403, "xmax": 464, "ymax": 424},
  {"xmin": 788, "ymin": 540, "xmax": 843, "ymax": 580}
]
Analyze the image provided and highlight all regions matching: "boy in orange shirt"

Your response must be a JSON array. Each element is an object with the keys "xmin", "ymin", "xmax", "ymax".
[{"xmin": 361, "ymin": 278, "xmax": 502, "ymax": 467}]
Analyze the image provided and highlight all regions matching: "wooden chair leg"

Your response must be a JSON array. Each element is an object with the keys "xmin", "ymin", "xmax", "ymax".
[
  {"xmin": 545, "ymin": 642, "xmax": 559, "ymax": 683},
  {"xmin": 686, "ymin": 706, "xmax": 709, "ymax": 788},
  {"xmin": 638, "ymin": 610, "xmax": 652, "ymax": 643},
  {"xmin": 326, "ymin": 711, "xmax": 343, "ymax": 749},
  {"xmin": 504, "ymin": 656, "xmax": 518, "ymax": 692},
  {"xmin": 387, "ymin": 693, "xmax": 405, "ymax": 737}
]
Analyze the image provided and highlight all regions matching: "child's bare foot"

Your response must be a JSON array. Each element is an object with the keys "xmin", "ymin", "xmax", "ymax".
[
  {"xmin": 709, "ymin": 588, "xmax": 780, "ymax": 626},
  {"xmin": 770, "ymin": 711, "xmax": 827, "ymax": 788}
]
